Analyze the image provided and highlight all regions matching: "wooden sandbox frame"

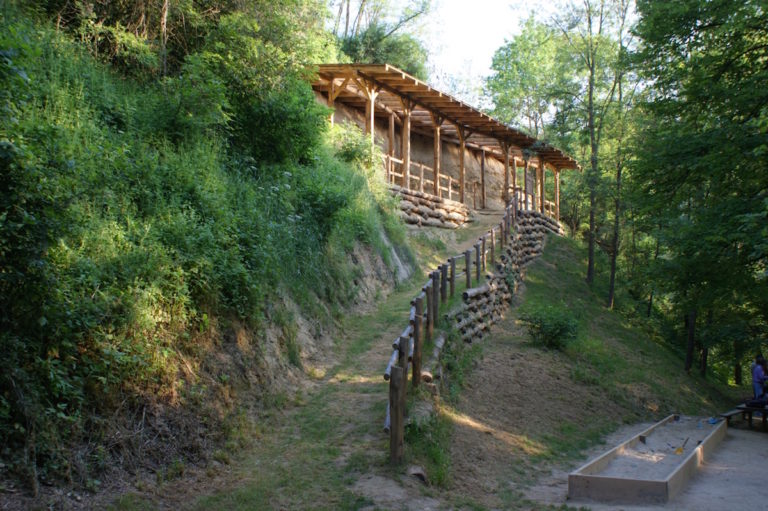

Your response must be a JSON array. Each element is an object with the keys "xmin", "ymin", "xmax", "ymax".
[{"xmin": 568, "ymin": 415, "xmax": 727, "ymax": 504}]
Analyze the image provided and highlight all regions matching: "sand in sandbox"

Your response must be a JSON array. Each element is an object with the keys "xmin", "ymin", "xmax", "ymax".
[{"xmin": 597, "ymin": 416, "xmax": 718, "ymax": 480}]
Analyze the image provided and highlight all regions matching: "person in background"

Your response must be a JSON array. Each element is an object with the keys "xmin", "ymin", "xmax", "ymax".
[{"xmin": 752, "ymin": 355, "xmax": 766, "ymax": 399}]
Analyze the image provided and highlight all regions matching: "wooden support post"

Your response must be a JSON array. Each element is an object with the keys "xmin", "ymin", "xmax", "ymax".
[
  {"xmin": 362, "ymin": 81, "xmax": 379, "ymax": 148},
  {"xmin": 465, "ymin": 250, "xmax": 471, "ymax": 289},
  {"xmin": 555, "ymin": 169, "xmax": 561, "ymax": 221},
  {"xmin": 431, "ymin": 114, "xmax": 443, "ymax": 198},
  {"xmin": 480, "ymin": 150, "xmax": 486, "ymax": 209},
  {"xmin": 490, "ymin": 229, "xmax": 495, "ymax": 265},
  {"xmin": 512, "ymin": 157, "xmax": 518, "ymax": 220},
  {"xmin": 389, "ymin": 365, "xmax": 404, "ymax": 465},
  {"xmin": 440, "ymin": 264, "xmax": 447, "ymax": 303},
  {"xmin": 539, "ymin": 161, "xmax": 545, "ymax": 214},
  {"xmin": 424, "ymin": 280, "xmax": 433, "ymax": 342},
  {"xmin": 475, "ymin": 243, "xmax": 481, "ymax": 282},
  {"xmin": 432, "ymin": 271, "xmax": 440, "ymax": 324},
  {"xmin": 458, "ymin": 127, "xmax": 467, "ymax": 204},
  {"xmin": 412, "ymin": 297, "xmax": 423, "ymax": 389},
  {"xmin": 401, "ymin": 98, "xmax": 412, "ymax": 191},
  {"xmin": 502, "ymin": 141, "xmax": 510, "ymax": 205},
  {"xmin": 448, "ymin": 176, "xmax": 453, "ymax": 201},
  {"xmin": 523, "ymin": 158, "xmax": 530, "ymax": 210},
  {"xmin": 481, "ymin": 236, "xmax": 486, "ymax": 271},
  {"xmin": 500, "ymin": 221, "xmax": 505, "ymax": 247},
  {"xmin": 449, "ymin": 257, "xmax": 456, "ymax": 297}
]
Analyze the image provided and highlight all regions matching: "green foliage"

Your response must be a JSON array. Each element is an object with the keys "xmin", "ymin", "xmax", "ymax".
[
  {"xmin": 631, "ymin": 0, "xmax": 768, "ymax": 374},
  {"xmin": 0, "ymin": 6, "xmax": 407, "ymax": 489},
  {"xmin": 340, "ymin": 22, "xmax": 428, "ymax": 79},
  {"xmin": 519, "ymin": 305, "xmax": 578, "ymax": 350},
  {"xmin": 404, "ymin": 412, "xmax": 452, "ymax": 487}
]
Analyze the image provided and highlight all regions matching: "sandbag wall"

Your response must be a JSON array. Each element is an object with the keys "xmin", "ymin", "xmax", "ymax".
[
  {"xmin": 390, "ymin": 184, "xmax": 470, "ymax": 229},
  {"xmin": 447, "ymin": 210, "xmax": 563, "ymax": 343}
]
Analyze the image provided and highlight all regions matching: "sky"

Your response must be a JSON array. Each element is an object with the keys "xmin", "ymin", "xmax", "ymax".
[{"xmin": 415, "ymin": 0, "xmax": 561, "ymax": 105}]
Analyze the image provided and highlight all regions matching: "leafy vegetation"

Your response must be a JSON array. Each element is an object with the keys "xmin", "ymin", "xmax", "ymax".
[
  {"xmin": 519, "ymin": 305, "xmax": 579, "ymax": 350},
  {"xmin": 0, "ymin": 1, "xmax": 410, "ymax": 490},
  {"xmin": 484, "ymin": 0, "xmax": 767, "ymax": 386}
]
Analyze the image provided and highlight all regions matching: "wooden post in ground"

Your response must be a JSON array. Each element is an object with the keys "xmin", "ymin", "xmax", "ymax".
[
  {"xmin": 555, "ymin": 169, "xmax": 561, "ymax": 222},
  {"xmin": 401, "ymin": 98, "xmax": 413, "ymax": 191},
  {"xmin": 523, "ymin": 158, "xmax": 530, "ymax": 210},
  {"xmin": 475, "ymin": 243, "xmax": 481, "ymax": 282},
  {"xmin": 539, "ymin": 160, "xmax": 546, "ymax": 214},
  {"xmin": 500, "ymin": 221, "xmax": 505, "ymax": 248},
  {"xmin": 389, "ymin": 365, "xmax": 404, "ymax": 464},
  {"xmin": 465, "ymin": 250, "xmax": 471, "ymax": 289},
  {"xmin": 424, "ymin": 279, "xmax": 433, "ymax": 343},
  {"xmin": 449, "ymin": 257, "xmax": 456, "ymax": 297},
  {"xmin": 502, "ymin": 141, "xmax": 510, "ymax": 205},
  {"xmin": 412, "ymin": 296, "xmax": 423, "ymax": 388},
  {"xmin": 490, "ymin": 229, "xmax": 495, "ymax": 265},
  {"xmin": 480, "ymin": 150, "xmax": 486, "ymax": 209},
  {"xmin": 431, "ymin": 114, "xmax": 443, "ymax": 198},
  {"xmin": 432, "ymin": 271, "xmax": 440, "ymax": 326},
  {"xmin": 457, "ymin": 126, "xmax": 467, "ymax": 204},
  {"xmin": 481, "ymin": 236, "xmax": 486, "ymax": 271},
  {"xmin": 440, "ymin": 264, "xmax": 447, "ymax": 303}
]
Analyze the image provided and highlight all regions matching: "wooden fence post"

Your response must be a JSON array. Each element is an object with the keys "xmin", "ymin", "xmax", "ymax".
[
  {"xmin": 389, "ymin": 366, "xmax": 404, "ymax": 465},
  {"xmin": 481, "ymin": 236, "xmax": 486, "ymax": 271},
  {"xmin": 475, "ymin": 243, "xmax": 481, "ymax": 282},
  {"xmin": 424, "ymin": 280, "xmax": 433, "ymax": 343},
  {"xmin": 412, "ymin": 297, "xmax": 423, "ymax": 389},
  {"xmin": 465, "ymin": 250, "xmax": 471, "ymax": 288},
  {"xmin": 440, "ymin": 264, "xmax": 447, "ymax": 303},
  {"xmin": 449, "ymin": 257, "xmax": 456, "ymax": 297},
  {"xmin": 500, "ymin": 221, "xmax": 505, "ymax": 248},
  {"xmin": 490, "ymin": 229, "xmax": 495, "ymax": 266},
  {"xmin": 432, "ymin": 271, "xmax": 440, "ymax": 327}
]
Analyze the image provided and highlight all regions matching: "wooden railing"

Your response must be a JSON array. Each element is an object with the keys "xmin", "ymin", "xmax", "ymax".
[
  {"xmin": 512, "ymin": 187, "xmax": 556, "ymax": 219},
  {"xmin": 382, "ymin": 155, "xmax": 460, "ymax": 203},
  {"xmin": 383, "ymin": 202, "xmax": 517, "ymax": 464}
]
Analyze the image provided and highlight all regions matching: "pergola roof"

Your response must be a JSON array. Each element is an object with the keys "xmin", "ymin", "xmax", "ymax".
[{"xmin": 312, "ymin": 63, "xmax": 580, "ymax": 171}]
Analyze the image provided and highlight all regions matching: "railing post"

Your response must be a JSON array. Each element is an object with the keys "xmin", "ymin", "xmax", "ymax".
[
  {"xmin": 500, "ymin": 221, "xmax": 505, "ymax": 247},
  {"xmin": 389, "ymin": 365, "xmax": 404, "ymax": 465},
  {"xmin": 475, "ymin": 243, "xmax": 481, "ymax": 282},
  {"xmin": 432, "ymin": 270, "xmax": 440, "ymax": 327},
  {"xmin": 465, "ymin": 250, "xmax": 471, "ymax": 289},
  {"xmin": 449, "ymin": 257, "xmax": 456, "ymax": 297},
  {"xmin": 490, "ymin": 229, "xmax": 495, "ymax": 266},
  {"xmin": 412, "ymin": 296, "xmax": 423, "ymax": 389},
  {"xmin": 424, "ymin": 280, "xmax": 433, "ymax": 343},
  {"xmin": 419, "ymin": 163, "xmax": 424, "ymax": 193},
  {"xmin": 481, "ymin": 236, "xmax": 486, "ymax": 271},
  {"xmin": 440, "ymin": 263, "xmax": 448, "ymax": 303}
]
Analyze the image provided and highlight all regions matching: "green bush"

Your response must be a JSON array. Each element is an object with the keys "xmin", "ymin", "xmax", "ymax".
[{"xmin": 520, "ymin": 305, "xmax": 578, "ymax": 350}]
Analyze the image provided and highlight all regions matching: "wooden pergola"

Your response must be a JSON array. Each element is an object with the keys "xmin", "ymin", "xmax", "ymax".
[{"xmin": 312, "ymin": 64, "xmax": 580, "ymax": 220}]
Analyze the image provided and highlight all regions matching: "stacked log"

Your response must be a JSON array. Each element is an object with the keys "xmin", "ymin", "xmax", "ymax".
[
  {"xmin": 442, "ymin": 210, "xmax": 565, "ymax": 344},
  {"xmin": 390, "ymin": 184, "xmax": 470, "ymax": 229}
]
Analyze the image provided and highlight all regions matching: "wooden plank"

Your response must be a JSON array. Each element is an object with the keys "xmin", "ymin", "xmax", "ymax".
[{"xmin": 412, "ymin": 296, "xmax": 423, "ymax": 389}]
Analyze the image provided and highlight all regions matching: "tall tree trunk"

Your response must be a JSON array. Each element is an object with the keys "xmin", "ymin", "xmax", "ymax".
[
  {"xmin": 607, "ymin": 73, "xmax": 624, "ymax": 309},
  {"xmin": 734, "ymin": 338, "xmax": 743, "ymax": 385},
  {"xmin": 684, "ymin": 309, "xmax": 696, "ymax": 373},
  {"xmin": 334, "ymin": 0, "xmax": 344, "ymax": 35},
  {"xmin": 344, "ymin": 0, "xmax": 351, "ymax": 38},
  {"xmin": 586, "ymin": 60, "xmax": 597, "ymax": 284},
  {"xmin": 160, "ymin": 0, "xmax": 169, "ymax": 76}
]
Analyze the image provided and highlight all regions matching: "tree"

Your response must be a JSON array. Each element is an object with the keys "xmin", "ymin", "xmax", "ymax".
[
  {"xmin": 632, "ymin": 0, "xmax": 768, "ymax": 375},
  {"xmin": 486, "ymin": 16, "xmax": 559, "ymax": 137},
  {"xmin": 552, "ymin": 0, "xmax": 623, "ymax": 286}
]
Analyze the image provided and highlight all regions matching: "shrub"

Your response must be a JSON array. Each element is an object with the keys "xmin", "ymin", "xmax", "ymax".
[{"xmin": 520, "ymin": 305, "xmax": 578, "ymax": 350}]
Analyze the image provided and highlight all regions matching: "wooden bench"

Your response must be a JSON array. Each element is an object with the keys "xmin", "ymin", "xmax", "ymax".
[
  {"xmin": 720, "ymin": 408, "xmax": 745, "ymax": 426},
  {"xmin": 735, "ymin": 404, "xmax": 768, "ymax": 430}
]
